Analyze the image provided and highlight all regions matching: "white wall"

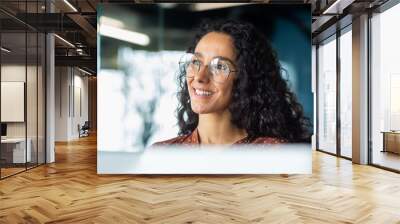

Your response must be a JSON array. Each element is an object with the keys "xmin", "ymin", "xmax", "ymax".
[
  {"xmin": 1, "ymin": 65, "xmax": 26, "ymax": 144},
  {"xmin": 1, "ymin": 63, "xmax": 46, "ymax": 164},
  {"xmin": 1, "ymin": 64, "xmax": 37, "ymax": 138},
  {"xmin": 55, "ymin": 66, "xmax": 69, "ymax": 141},
  {"xmin": 72, "ymin": 72, "xmax": 89, "ymax": 138},
  {"xmin": 55, "ymin": 66, "xmax": 89, "ymax": 141}
]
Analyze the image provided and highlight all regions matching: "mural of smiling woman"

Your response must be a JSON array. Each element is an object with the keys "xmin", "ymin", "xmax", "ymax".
[{"xmin": 153, "ymin": 20, "xmax": 311, "ymax": 146}]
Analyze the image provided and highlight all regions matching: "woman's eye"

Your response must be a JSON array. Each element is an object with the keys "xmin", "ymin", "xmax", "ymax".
[{"xmin": 217, "ymin": 63, "xmax": 228, "ymax": 71}]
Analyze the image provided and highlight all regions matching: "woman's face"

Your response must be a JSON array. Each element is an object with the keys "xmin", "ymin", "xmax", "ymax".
[{"xmin": 187, "ymin": 32, "xmax": 237, "ymax": 115}]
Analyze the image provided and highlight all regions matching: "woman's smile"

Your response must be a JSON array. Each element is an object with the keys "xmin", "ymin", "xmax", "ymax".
[
  {"xmin": 194, "ymin": 88, "xmax": 213, "ymax": 96},
  {"xmin": 191, "ymin": 86, "xmax": 215, "ymax": 98}
]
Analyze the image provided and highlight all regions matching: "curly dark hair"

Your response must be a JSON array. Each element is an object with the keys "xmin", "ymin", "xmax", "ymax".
[{"xmin": 176, "ymin": 19, "xmax": 311, "ymax": 142}]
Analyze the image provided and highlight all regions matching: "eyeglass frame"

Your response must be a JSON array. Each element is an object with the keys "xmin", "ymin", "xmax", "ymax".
[{"xmin": 179, "ymin": 53, "xmax": 238, "ymax": 83}]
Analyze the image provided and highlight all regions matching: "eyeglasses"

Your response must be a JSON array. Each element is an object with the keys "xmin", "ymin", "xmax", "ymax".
[{"xmin": 179, "ymin": 53, "xmax": 237, "ymax": 83}]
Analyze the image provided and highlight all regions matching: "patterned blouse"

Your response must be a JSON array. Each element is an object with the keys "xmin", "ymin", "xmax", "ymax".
[{"xmin": 153, "ymin": 128, "xmax": 286, "ymax": 145}]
